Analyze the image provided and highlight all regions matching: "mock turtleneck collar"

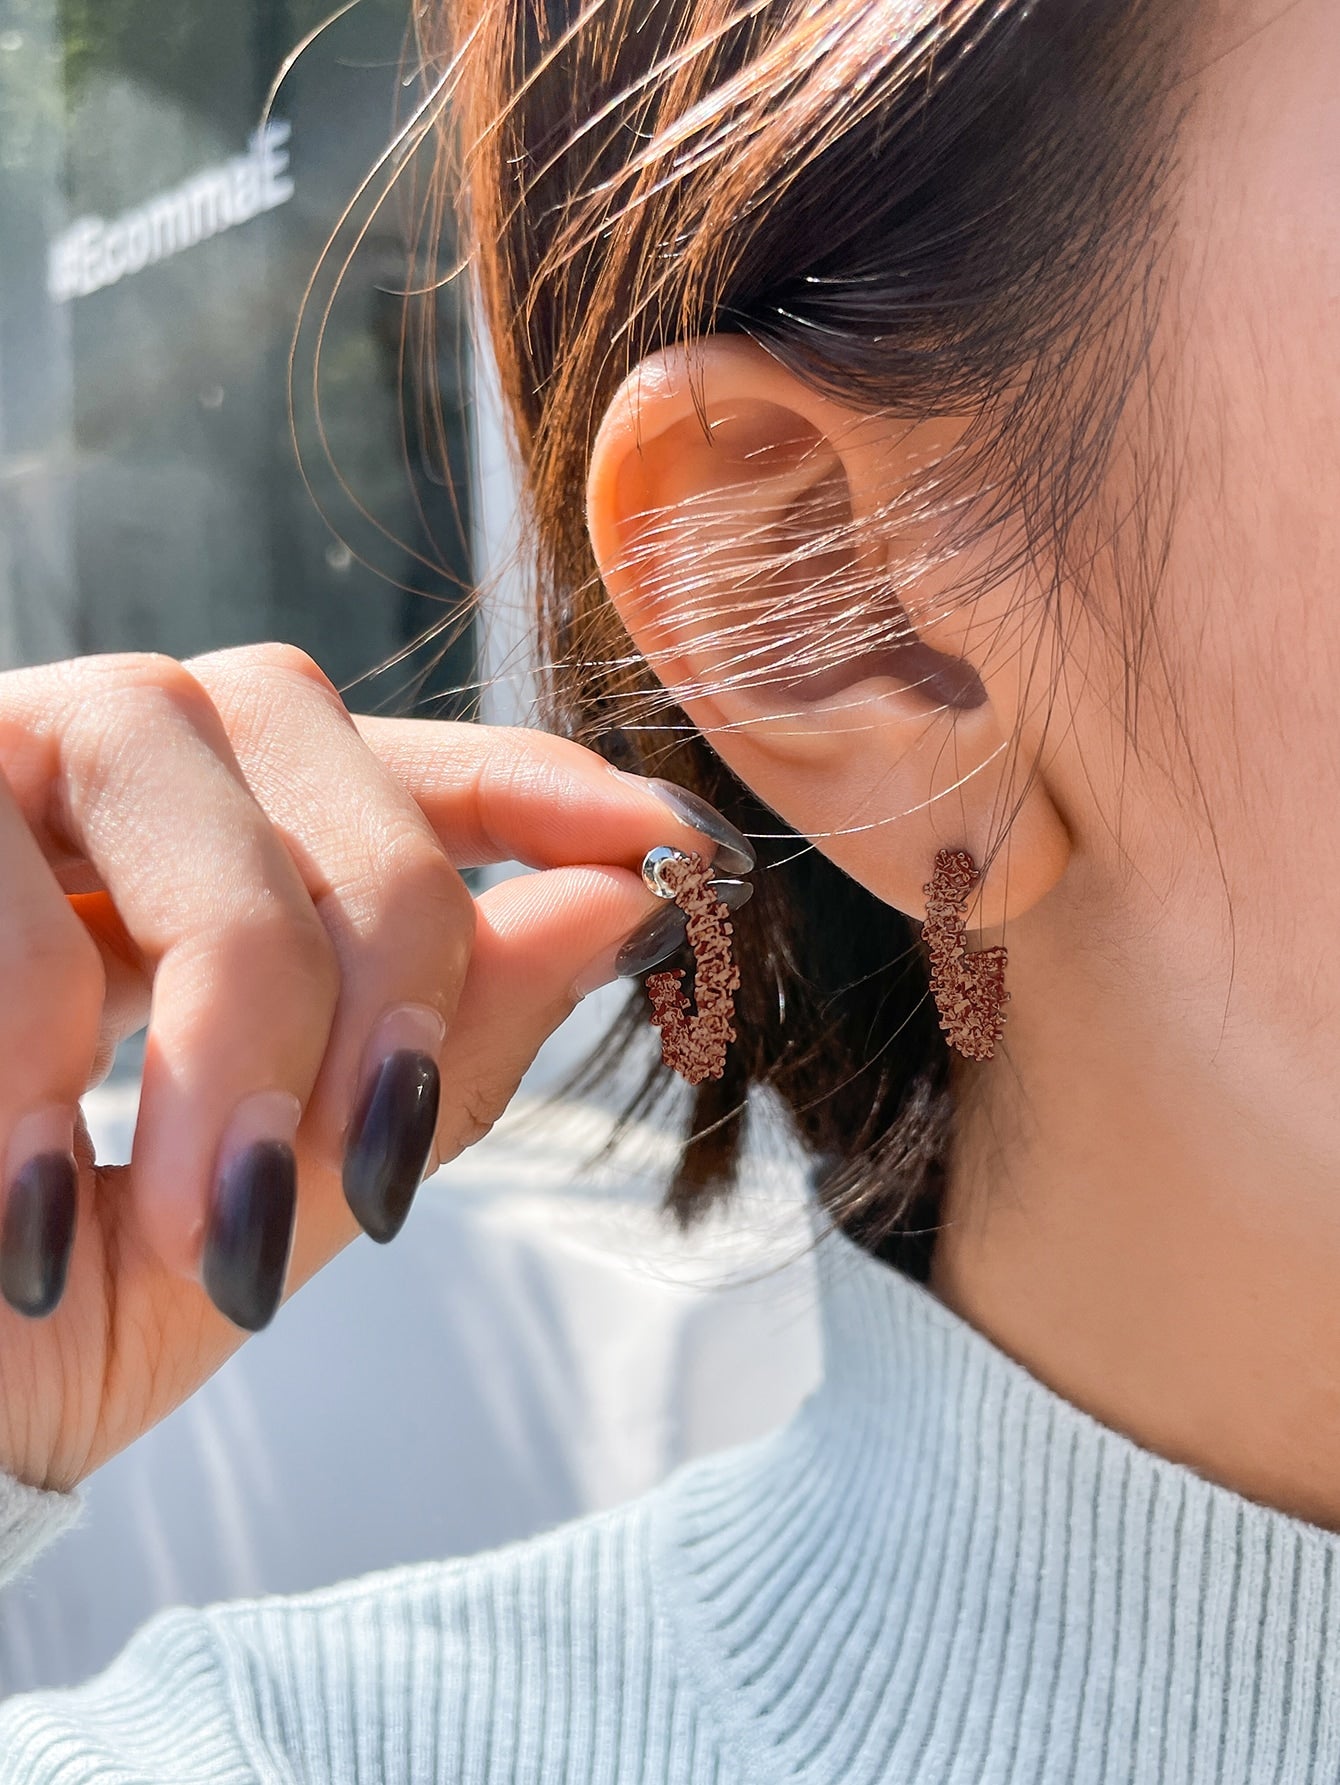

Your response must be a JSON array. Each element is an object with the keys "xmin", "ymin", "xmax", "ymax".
[{"xmin": 652, "ymin": 1219, "xmax": 1340, "ymax": 1783}]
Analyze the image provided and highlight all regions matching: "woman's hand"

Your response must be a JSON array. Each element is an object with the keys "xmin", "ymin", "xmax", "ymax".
[{"xmin": 0, "ymin": 643, "xmax": 752, "ymax": 1495}]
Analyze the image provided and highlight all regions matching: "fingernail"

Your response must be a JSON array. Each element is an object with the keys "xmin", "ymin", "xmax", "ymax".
[
  {"xmin": 613, "ymin": 902, "xmax": 688, "ymax": 981},
  {"xmin": 573, "ymin": 876, "xmax": 755, "ymax": 997},
  {"xmin": 1, "ymin": 1113, "xmax": 78, "ymax": 1319},
  {"xmin": 612, "ymin": 771, "xmax": 756, "ymax": 874},
  {"xmin": 202, "ymin": 1091, "xmax": 300, "ymax": 1333},
  {"xmin": 343, "ymin": 1005, "xmax": 444, "ymax": 1245}
]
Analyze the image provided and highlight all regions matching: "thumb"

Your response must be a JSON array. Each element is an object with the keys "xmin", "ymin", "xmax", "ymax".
[{"xmin": 431, "ymin": 863, "xmax": 671, "ymax": 1163}]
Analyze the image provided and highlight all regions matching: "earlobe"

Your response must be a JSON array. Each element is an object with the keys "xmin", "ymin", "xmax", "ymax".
[{"xmin": 585, "ymin": 336, "xmax": 1071, "ymax": 931}]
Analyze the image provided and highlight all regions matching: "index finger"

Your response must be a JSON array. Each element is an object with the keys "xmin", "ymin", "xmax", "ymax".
[{"xmin": 352, "ymin": 717, "xmax": 756, "ymax": 875}]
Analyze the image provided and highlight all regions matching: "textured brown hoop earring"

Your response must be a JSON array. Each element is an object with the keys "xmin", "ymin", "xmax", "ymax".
[
  {"xmin": 922, "ymin": 847, "xmax": 1009, "ymax": 1062},
  {"xmin": 641, "ymin": 847, "xmax": 741, "ymax": 1085}
]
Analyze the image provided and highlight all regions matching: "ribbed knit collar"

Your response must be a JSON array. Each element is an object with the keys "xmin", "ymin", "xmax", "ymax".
[{"xmin": 653, "ymin": 1219, "xmax": 1340, "ymax": 1783}]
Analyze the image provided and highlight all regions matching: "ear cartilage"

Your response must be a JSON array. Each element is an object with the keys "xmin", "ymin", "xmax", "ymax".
[
  {"xmin": 922, "ymin": 846, "xmax": 1009, "ymax": 1062},
  {"xmin": 640, "ymin": 847, "xmax": 742, "ymax": 1085}
]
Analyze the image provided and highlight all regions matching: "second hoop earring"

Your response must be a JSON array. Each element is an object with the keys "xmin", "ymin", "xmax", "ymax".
[
  {"xmin": 922, "ymin": 847, "xmax": 1009, "ymax": 1062},
  {"xmin": 640, "ymin": 847, "xmax": 742, "ymax": 1086}
]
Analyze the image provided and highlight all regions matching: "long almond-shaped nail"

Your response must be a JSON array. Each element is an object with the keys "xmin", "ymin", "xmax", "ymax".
[
  {"xmin": 343, "ymin": 1006, "xmax": 444, "ymax": 1245},
  {"xmin": 1, "ymin": 1111, "xmax": 78, "ymax": 1319},
  {"xmin": 202, "ymin": 1092, "xmax": 300, "ymax": 1332},
  {"xmin": 609, "ymin": 877, "xmax": 754, "ymax": 983},
  {"xmin": 612, "ymin": 772, "xmax": 756, "ymax": 874}
]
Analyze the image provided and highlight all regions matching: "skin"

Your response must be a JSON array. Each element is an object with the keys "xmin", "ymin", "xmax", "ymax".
[
  {"xmin": 586, "ymin": 0, "xmax": 1340, "ymax": 1526},
  {"xmin": 0, "ymin": 642, "xmax": 734, "ymax": 1491}
]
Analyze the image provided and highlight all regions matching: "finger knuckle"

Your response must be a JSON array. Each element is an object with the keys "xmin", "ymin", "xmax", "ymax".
[
  {"xmin": 101, "ymin": 652, "xmax": 213, "ymax": 714},
  {"xmin": 195, "ymin": 646, "xmax": 350, "ymax": 748},
  {"xmin": 181, "ymin": 646, "xmax": 350, "ymax": 763},
  {"xmin": 237, "ymin": 642, "xmax": 343, "ymax": 704},
  {"xmin": 72, "ymin": 658, "xmax": 220, "ymax": 769},
  {"xmin": 64, "ymin": 668, "xmax": 222, "ymax": 815},
  {"xmin": 445, "ymin": 1076, "xmax": 514, "ymax": 1154},
  {"xmin": 473, "ymin": 749, "xmax": 540, "ymax": 857}
]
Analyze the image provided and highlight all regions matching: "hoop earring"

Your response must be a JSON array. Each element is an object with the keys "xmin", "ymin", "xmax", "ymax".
[
  {"xmin": 640, "ymin": 847, "xmax": 742, "ymax": 1085},
  {"xmin": 922, "ymin": 847, "xmax": 1009, "ymax": 1061}
]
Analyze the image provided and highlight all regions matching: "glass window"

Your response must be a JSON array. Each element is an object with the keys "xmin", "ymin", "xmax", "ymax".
[{"xmin": 0, "ymin": 0, "xmax": 477, "ymax": 716}]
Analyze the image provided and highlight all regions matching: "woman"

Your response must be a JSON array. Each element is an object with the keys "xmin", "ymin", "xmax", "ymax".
[{"xmin": 0, "ymin": 0, "xmax": 1334, "ymax": 1775}]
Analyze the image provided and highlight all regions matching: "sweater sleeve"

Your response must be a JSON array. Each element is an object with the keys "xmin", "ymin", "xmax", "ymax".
[
  {"xmin": 0, "ymin": 1468, "xmax": 84, "ymax": 1590},
  {"xmin": 0, "ymin": 1486, "xmax": 725, "ymax": 1785},
  {"xmin": 0, "ymin": 1461, "xmax": 270, "ymax": 1783},
  {"xmin": 0, "ymin": 1603, "xmax": 259, "ymax": 1782}
]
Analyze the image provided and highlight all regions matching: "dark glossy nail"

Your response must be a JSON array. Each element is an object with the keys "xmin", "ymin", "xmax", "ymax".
[
  {"xmin": 616, "ymin": 877, "xmax": 754, "ymax": 977},
  {"xmin": 0, "ymin": 1154, "xmax": 77, "ymax": 1319},
  {"xmin": 639, "ymin": 778, "xmax": 757, "ymax": 875},
  {"xmin": 202, "ymin": 1140, "xmax": 297, "ymax": 1332},
  {"xmin": 343, "ymin": 1051, "xmax": 441, "ymax": 1244}
]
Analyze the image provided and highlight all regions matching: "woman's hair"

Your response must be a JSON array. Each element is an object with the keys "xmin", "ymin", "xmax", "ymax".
[{"xmin": 417, "ymin": 0, "xmax": 1191, "ymax": 1274}]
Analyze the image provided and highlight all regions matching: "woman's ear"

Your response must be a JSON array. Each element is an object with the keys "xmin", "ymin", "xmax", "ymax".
[{"xmin": 586, "ymin": 336, "xmax": 1070, "ymax": 929}]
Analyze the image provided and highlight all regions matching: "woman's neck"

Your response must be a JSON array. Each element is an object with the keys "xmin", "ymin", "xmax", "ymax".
[{"xmin": 932, "ymin": 946, "xmax": 1340, "ymax": 1533}]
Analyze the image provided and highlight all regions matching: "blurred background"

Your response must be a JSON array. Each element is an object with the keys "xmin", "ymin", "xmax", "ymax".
[
  {"xmin": 0, "ymin": 0, "xmax": 820, "ymax": 1693},
  {"xmin": 1, "ymin": 0, "xmax": 478, "ymax": 707}
]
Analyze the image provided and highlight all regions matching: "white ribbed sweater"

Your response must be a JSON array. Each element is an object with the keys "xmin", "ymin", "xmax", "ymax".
[{"xmin": 2, "ymin": 1221, "xmax": 1339, "ymax": 1781}]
